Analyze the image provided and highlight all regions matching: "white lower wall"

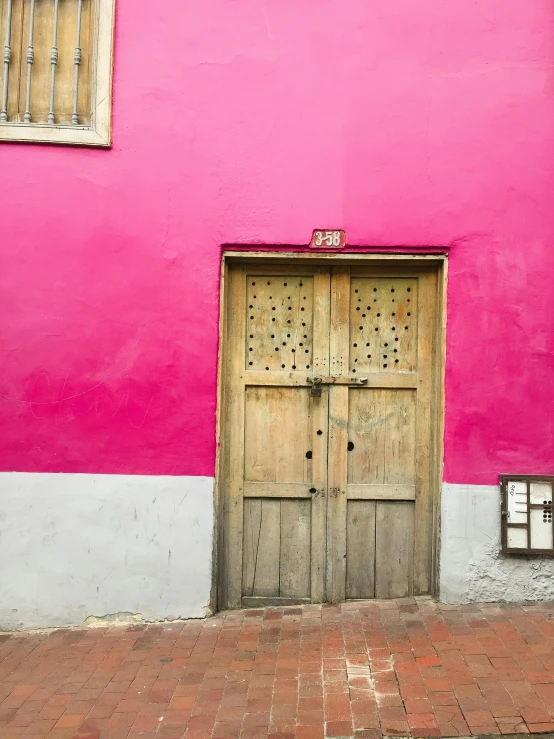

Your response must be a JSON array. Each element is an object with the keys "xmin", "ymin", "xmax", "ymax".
[
  {"xmin": 0, "ymin": 473, "xmax": 214, "ymax": 630},
  {"xmin": 3, "ymin": 475, "xmax": 554, "ymax": 628},
  {"xmin": 440, "ymin": 483, "xmax": 554, "ymax": 604}
]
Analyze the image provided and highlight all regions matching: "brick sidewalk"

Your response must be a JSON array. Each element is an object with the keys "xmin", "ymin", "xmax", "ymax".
[{"xmin": 1, "ymin": 599, "xmax": 554, "ymax": 739}]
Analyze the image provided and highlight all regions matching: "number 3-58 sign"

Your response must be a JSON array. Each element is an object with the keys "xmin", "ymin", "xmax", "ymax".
[{"xmin": 310, "ymin": 229, "xmax": 346, "ymax": 249}]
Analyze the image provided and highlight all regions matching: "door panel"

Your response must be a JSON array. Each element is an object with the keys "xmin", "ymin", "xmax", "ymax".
[
  {"xmin": 346, "ymin": 500, "xmax": 376, "ymax": 598},
  {"xmin": 344, "ymin": 387, "xmax": 417, "ymax": 600},
  {"xmin": 242, "ymin": 498, "xmax": 281, "ymax": 597},
  {"xmin": 327, "ymin": 266, "xmax": 437, "ymax": 602},
  {"xmin": 220, "ymin": 261, "xmax": 439, "ymax": 608},
  {"xmin": 221, "ymin": 265, "xmax": 330, "ymax": 609},
  {"xmin": 280, "ymin": 499, "xmax": 312, "ymax": 597},
  {"xmin": 244, "ymin": 387, "xmax": 312, "ymax": 483},
  {"xmin": 374, "ymin": 502, "xmax": 415, "ymax": 598},
  {"xmin": 347, "ymin": 388, "xmax": 416, "ymax": 486},
  {"xmin": 242, "ymin": 498, "xmax": 312, "ymax": 598}
]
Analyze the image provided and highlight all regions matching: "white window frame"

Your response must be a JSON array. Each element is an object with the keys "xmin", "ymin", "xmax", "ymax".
[{"xmin": 0, "ymin": 0, "xmax": 115, "ymax": 147}]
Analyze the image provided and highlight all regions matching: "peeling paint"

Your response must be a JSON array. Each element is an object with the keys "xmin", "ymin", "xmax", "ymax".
[{"xmin": 84, "ymin": 612, "xmax": 144, "ymax": 627}]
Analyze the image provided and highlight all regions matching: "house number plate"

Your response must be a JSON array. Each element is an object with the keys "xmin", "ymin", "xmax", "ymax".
[{"xmin": 309, "ymin": 229, "xmax": 346, "ymax": 249}]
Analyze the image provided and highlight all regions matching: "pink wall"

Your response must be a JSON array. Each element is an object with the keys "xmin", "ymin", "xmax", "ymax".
[{"xmin": 1, "ymin": 0, "xmax": 554, "ymax": 484}]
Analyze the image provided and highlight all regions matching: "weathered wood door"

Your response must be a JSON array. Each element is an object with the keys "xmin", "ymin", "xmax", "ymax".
[{"xmin": 219, "ymin": 262, "xmax": 439, "ymax": 609}]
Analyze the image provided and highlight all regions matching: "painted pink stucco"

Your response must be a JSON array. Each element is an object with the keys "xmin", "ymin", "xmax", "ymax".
[{"xmin": 1, "ymin": 1, "xmax": 554, "ymax": 484}]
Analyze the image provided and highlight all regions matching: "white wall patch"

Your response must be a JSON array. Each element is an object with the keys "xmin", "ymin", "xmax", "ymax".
[
  {"xmin": 0, "ymin": 473, "xmax": 214, "ymax": 630},
  {"xmin": 440, "ymin": 483, "xmax": 554, "ymax": 604}
]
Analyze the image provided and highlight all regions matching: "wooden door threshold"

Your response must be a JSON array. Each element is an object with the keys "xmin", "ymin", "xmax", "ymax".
[{"xmin": 242, "ymin": 597, "xmax": 310, "ymax": 608}]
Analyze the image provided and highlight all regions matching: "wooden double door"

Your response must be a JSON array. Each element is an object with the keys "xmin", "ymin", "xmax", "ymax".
[{"xmin": 218, "ymin": 261, "xmax": 440, "ymax": 609}]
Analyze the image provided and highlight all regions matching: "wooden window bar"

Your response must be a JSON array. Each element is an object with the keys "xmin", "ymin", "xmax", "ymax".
[
  {"xmin": 0, "ymin": 0, "xmax": 12, "ymax": 122},
  {"xmin": 1, "ymin": 0, "xmax": 87, "ymax": 126}
]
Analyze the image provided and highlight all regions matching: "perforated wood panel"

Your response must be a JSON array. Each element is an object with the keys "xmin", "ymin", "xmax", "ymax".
[
  {"xmin": 349, "ymin": 277, "xmax": 417, "ymax": 373},
  {"xmin": 246, "ymin": 276, "xmax": 314, "ymax": 371}
]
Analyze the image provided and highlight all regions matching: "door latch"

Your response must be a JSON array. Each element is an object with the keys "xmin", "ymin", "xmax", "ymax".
[
  {"xmin": 308, "ymin": 376, "xmax": 322, "ymax": 397},
  {"xmin": 307, "ymin": 376, "xmax": 368, "ymax": 396}
]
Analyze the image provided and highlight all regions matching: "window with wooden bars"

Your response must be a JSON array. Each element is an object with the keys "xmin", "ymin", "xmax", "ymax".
[{"xmin": 0, "ymin": 0, "xmax": 115, "ymax": 146}]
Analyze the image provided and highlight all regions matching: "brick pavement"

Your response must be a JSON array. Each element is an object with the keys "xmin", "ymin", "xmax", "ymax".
[{"xmin": 1, "ymin": 598, "xmax": 554, "ymax": 739}]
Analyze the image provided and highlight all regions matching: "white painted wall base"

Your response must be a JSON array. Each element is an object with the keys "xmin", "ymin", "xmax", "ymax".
[
  {"xmin": 0, "ymin": 473, "xmax": 214, "ymax": 630},
  {"xmin": 2, "ymin": 475, "xmax": 553, "ymax": 628},
  {"xmin": 440, "ymin": 483, "xmax": 554, "ymax": 604}
]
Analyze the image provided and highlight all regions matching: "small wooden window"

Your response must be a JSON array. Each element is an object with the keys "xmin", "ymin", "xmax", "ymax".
[
  {"xmin": 501, "ymin": 475, "xmax": 554, "ymax": 555},
  {"xmin": 0, "ymin": 0, "xmax": 115, "ymax": 146}
]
